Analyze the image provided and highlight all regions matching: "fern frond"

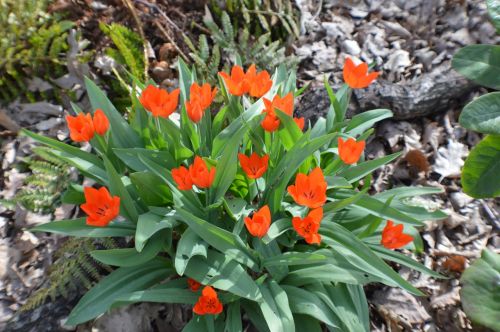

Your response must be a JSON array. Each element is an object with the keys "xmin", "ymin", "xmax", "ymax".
[
  {"xmin": 0, "ymin": 1, "xmax": 83, "ymax": 101},
  {"xmin": 100, "ymin": 23, "xmax": 145, "ymax": 81},
  {"xmin": 13, "ymin": 148, "xmax": 71, "ymax": 214},
  {"xmin": 21, "ymin": 238, "xmax": 115, "ymax": 312}
]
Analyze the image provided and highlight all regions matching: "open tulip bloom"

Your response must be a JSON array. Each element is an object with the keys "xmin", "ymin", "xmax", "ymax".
[{"xmin": 25, "ymin": 60, "xmax": 446, "ymax": 331}]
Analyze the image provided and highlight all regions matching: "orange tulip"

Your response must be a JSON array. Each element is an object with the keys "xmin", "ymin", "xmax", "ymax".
[
  {"xmin": 171, "ymin": 166, "xmax": 193, "ymax": 190},
  {"xmin": 185, "ymin": 82, "xmax": 217, "ymax": 123},
  {"xmin": 80, "ymin": 187, "xmax": 120, "ymax": 227},
  {"xmin": 218, "ymin": 65, "xmax": 249, "ymax": 96},
  {"xmin": 193, "ymin": 286, "xmax": 223, "ymax": 315},
  {"xmin": 292, "ymin": 207, "xmax": 323, "ymax": 244},
  {"xmin": 187, "ymin": 278, "xmax": 202, "ymax": 292},
  {"xmin": 244, "ymin": 205, "xmax": 271, "ymax": 238},
  {"xmin": 261, "ymin": 109, "xmax": 281, "ymax": 132},
  {"xmin": 238, "ymin": 152, "xmax": 269, "ymax": 179},
  {"xmin": 343, "ymin": 57, "xmax": 380, "ymax": 89},
  {"xmin": 266, "ymin": 93, "xmax": 294, "ymax": 115},
  {"xmin": 185, "ymin": 100, "xmax": 204, "ymax": 124},
  {"xmin": 338, "ymin": 137, "xmax": 365, "ymax": 165},
  {"xmin": 287, "ymin": 167, "xmax": 327, "ymax": 208},
  {"xmin": 189, "ymin": 156, "xmax": 216, "ymax": 189},
  {"xmin": 381, "ymin": 220, "xmax": 414, "ymax": 249},
  {"xmin": 246, "ymin": 64, "xmax": 272, "ymax": 98},
  {"xmin": 261, "ymin": 93, "xmax": 294, "ymax": 132},
  {"xmin": 66, "ymin": 113, "xmax": 95, "ymax": 142},
  {"xmin": 93, "ymin": 109, "xmax": 109, "ymax": 135},
  {"xmin": 294, "ymin": 117, "xmax": 305, "ymax": 131},
  {"xmin": 139, "ymin": 84, "xmax": 180, "ymax": 118}
]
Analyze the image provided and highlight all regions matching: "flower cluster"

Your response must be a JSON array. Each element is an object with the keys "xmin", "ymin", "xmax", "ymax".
[
  {"xmin": 185, "ymin": 83, "xmax": 217, "ymax": 123},
  {"xmin": 218, "ymin": 64, "xmax": 272, "ymax": 98},
  {"xmin": 172, "ymin": 156, "xmax": 216, "ymax": 190},
  {"xmin": 47, "ymin": 57, "xmax": 432, "ymax": 327},
  {"xmin": 139, "ymin": 85, "xmax": 180, "ymax": 118},
  {"xmin": 66, "ymin": 109, "xmax": 109, "ymax": 142}
]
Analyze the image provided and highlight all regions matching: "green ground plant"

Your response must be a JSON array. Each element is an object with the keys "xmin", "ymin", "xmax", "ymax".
[
  {"xmin": 184, "ymin": 9, "xmax": 296, "ymax": 84},
  {"xmin": 209, "ymin": 0, "xmax": 299, "ymax": 41},
  {"xmin": 23, "ymin": 57, "xmax": 446, "ymax": 330},
  {"xmin": 0, "ymin": 0, "xmax": 79, "ymax": 102}
]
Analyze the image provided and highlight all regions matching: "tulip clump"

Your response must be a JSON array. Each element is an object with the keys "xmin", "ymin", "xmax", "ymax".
[{"xmin": 26, "ymin": 57, "xmax": 445, "ymax": 331}]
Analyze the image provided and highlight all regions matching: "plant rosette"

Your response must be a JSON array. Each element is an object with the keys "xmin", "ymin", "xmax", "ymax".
[{"xmin": 25, "ymin": 58, "xmax": 446, "ymax": 331}]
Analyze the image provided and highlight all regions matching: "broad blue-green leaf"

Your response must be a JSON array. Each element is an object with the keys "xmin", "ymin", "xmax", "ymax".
[
  {"xmin": 375, "ymin": 186, "xmax": 443, "ymax": 200},
  {"xmin": 175, "ymin": 229, "xmax": 208, "ymax": 276},
  {"xmin": 259, "ymin": 280, "xmax": 295, "ymax": 332},
  {"xmin": 462, "ymin": 135, "xmax": 500, "ymax": 198},
  {"xmin": 66, "ymin": 258, "xmax": 170, "ymax": 325},
  {"xmin": 84, "ymin": 77, "xmax": 142, "ymax": 147},
  {"xmin": 175, "ymin": 207, "xmax": 259, "ymax": 270},
  {"xmin": 90, "ymin": 231, "xmax": 164, "ymax": 267},
  {"xmin": 338, "ymin": 152, "xmax": 401, "ymax": 183},
  {"xmin": 335, "ymin": 190, "xmax": 423, "ymax": 226},
  {"xmin": 130, "ymin": 172, "xmax": 172, "ymax": 207},
  {"xmin": 282, "ymin": 264, "xmax": 379, "ymax": 287},
  {"xmin": 294, "ymin": 314, "xmax": 322, "ymax": 332},
  {"xmin": 61, "ymin": 184, "xmax": 85, "ymax": 205},
  {"xmin": 212, "ymin": 99, "xmax": 264, "ymax": 158},
  {"xmin": 459, "ymin": 92, "xmax": 500, "ymax": 135},
  {"xmin": 368, "ymin": 244, "xmax": 445, "ymax": 279},
  {"xmin": 326, "ymin": 176, "xmax": 352, "ymax": 189},
  {"xmin": 263, "ymin": 218, "xmax": 292, "ymax": 244},
  {"xmin": 324, "ymin": 188, "xmax": 368, "ymax": 214},
  {"xmin": 225, "ymin": 301, "xmax": 243, "ymax": 332},
  {"xmin": 114, "ymin": 282, "xmax": 198, "ymax": 306},
  {"xmin": 308, "ymin": 283, "xmax": 369, "ymax": 332},
  {"xmin": 184, "ymin": 250, "xmax": 262, "ymax": 302},
  {"xmin": 282, "ymin": 285, "xmax": 340, "ymax": 329},
  {"xmin": 136, "ymin": 211, "xmax": 176, "ymax": 252},
  {"xmin": 114, "ymin": 148, "xmax": 176, "ymax": 172},
  {"xmin": 241, "ymin": 300, "xmax": 270, "ymax": 332},
  {"xmin": 21, "ymin": 129, "xmax": 107, "ymax": 183},
  {"xmin": 253, "ymin": 238, "xmax": 288, "ymax": 281},
  {"xmin": 452, "ymin": 44, "xmax": 500, "ymax": 90},
  {"xmin": 276, "ymin": 109, "xmax": 303, "ymax": 150},
  {"xmin": 320, "ymin": 222, "xmax": 423, "ymax": 295},
  {"xmin": 263, "ymin": 252, "xmax": 331, "ymax": 267},
  {"xmin": 223, "ymin": 198, "xmax": 253, "ymax": 221},
  {"xmin": 135, "ymin": 152, "xmax": 206, "ymax": 217},
  {"xmin": 345, "ymin": 109, "xmax": 393, "ymax": 137},
  {"xmin": 31, "ymin": 218, "xmax": 135, "ymax": 237},
  {"xmin": 103, "ymin": 156, "xmax": 139, "ymax": 223},
  {"xmin": 265, "ymin": 133, "xmax": 335, "ymax": 213}
]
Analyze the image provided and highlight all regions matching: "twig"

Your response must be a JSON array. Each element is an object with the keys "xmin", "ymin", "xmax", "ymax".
[
  {"xmin": 134, "ymin": 0, "xmax": 183, "ymax": 32},
  {"xmin": 480, "ymin": 200, "xmax": 500, "ymax": 231},
  {"xmin": 121, "ymin": 0, "xmax": 149, "ymax": 79},
  {"xmin": 169, "ymin": 7, "xmax": 211, "ymax": 34},
  {"xmin": 154, "ymin": 20, "xmax": 189, "ymax": 62},
  {"xmin": 0, "ymin": 109, "xmax": 20, "ymax": 133},
  {"xmin": 132, "ymin": 0, "xmax": 190, "ymax": 62}
]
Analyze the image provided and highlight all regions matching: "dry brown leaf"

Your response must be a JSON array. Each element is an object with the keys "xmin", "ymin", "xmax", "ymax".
[{"xmin": 442, "ymin": 255, "xmax": 467, "ymax": 273}]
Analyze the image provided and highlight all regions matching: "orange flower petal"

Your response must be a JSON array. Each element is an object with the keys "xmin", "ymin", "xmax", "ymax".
[{"xmin": 343, "ymin": 57, "xmax": 379, "ymax": 89}]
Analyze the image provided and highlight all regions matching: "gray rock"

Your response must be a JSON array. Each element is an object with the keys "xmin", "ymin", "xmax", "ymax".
[{"xmin": 341, "ymin": 40, "xmax": 362, "ymax": 56}]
